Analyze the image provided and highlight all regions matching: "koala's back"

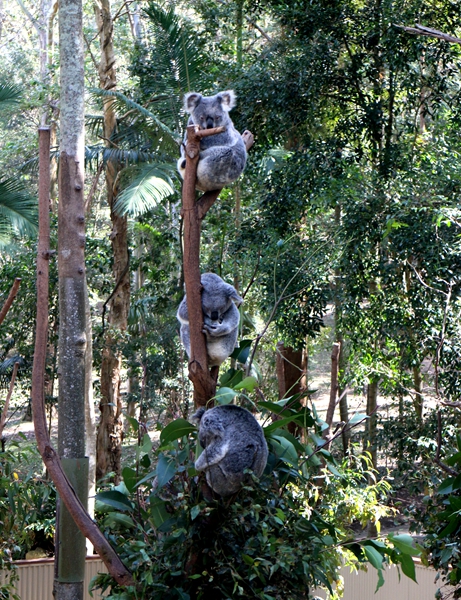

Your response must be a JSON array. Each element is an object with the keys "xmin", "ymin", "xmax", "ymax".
[{"xmin": 198, "ymin": 405, "xmax": 268, "ymax": 495}]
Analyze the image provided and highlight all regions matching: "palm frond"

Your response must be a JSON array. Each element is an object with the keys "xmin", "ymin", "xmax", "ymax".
[
  {"xmin": 143, "ymin": 3, "xmax": 204, "ymax": 94},
  {"xmin": 90, "ymin": 88, "xmax": 179, "ymax": 146},
  {"xmin": 0, "ymin": 178, "xmax": 38, "ymax": 243},
  {"xmin": 0, "ymin": 82, "xmax": 21, "ymax": 107},
  {"xmin": 114, "ymin": 163, "xmax": 176, "ymax": 217}
]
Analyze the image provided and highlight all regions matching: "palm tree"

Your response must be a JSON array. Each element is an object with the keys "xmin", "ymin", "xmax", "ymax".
[{"xmin": 0, "ymin": 83, "xmax": 37, "ymax": 246}]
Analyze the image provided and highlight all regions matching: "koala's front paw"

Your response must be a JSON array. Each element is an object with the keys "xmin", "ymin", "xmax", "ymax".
[
  {"xmin": 203, "ymin": 324, "xmax": 217, "ymax": 336},
  {"xmin": 241, "ymin": 130, "xmax": 254, "ymax": 151}
]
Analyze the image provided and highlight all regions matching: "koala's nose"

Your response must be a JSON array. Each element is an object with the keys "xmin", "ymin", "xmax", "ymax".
[
  {"xmin": 210, "ymin": 311, "xmax": 219, "ymax": 321},
  {"xmin": 206, "ymin": 117, "xmax": 214, "ymax": 129}
]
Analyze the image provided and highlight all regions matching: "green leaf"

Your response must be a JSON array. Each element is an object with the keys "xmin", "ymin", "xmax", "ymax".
[
  {"xmin": 160, "ymin": 418, "xmax": 195, "ymax": 445},
  {"xmin": 270, "ymin": 435, "xmax": 298, "ymax": 466},
  {"xmin": 190, "ymin": 505, "xmax": 201, "ymax": 521},
  {"xmin": 363, "ymin": 545, "xmax": 384, "ymax": 570},
  {"xmin": 230, "ymin": 339, "xmax": 253, "ymax": 364},
  {"xmin": 122, "ymin": 467, "xmax": 138, "ymax": 493},
  {"xmin": 264, "ymin": 416, "xmax": 304, "ymax": 434},
  {"xmin": 215, "ymin": 387, "xmax": 237, "ymax": 405},
  {"xmin": 446, "ymin": 451, "xmax": 461, "ymax": 467},
  {"xmin": 234, "ymin": 376, "xmax": 258, "ymax": 392},
  {"xmin": 156, "ymin": 454, "xmax": 177, "ymax": 488},
  {"xmin": 438, "ymin": 477, "xmax": 455, "ymax": 495},
  {"xmin": 126, "ymin": 416, "xmax": 139, "ymax": 433},
  {"xmin": 348, "ymin": 413, "xmax": 368, "ymax": 426},
  {"xmin": 219, "ymin": 368, "xmax": 243, "ymax": 388},
  {"xmin": 96, "ymin": 491, "xmax": 133, "ymax": 512},
  {"xmin": 149, "ymin": 496, "xmax": 170, "ymax": 529},
  {"xmin": 140, "ymin": 433, "xmax": 153, "ymax": 455},
  {"xmin": 388, "ymin": 533, "xmax": 421, "ymax": 557},
  {"xmin": 103, "ymin": 512, "xmax": 135, "ymax": 529},
  {"xmin": 399, "ymin": 553, "xmax": 417, "ymax": 583}
]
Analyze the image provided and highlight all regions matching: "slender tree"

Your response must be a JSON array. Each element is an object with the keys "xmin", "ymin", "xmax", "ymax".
[
  {"xmin": 94, "ymin": 0, "xmax": 129, "ymax": 483},
  {"xmin": 54, "ymin": 0, "xmax": 88, "ymax": 596}
]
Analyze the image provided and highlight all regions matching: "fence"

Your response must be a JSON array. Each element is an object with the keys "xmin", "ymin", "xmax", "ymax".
[{"xmin": 2, "ymin": 557, "xmax": 446, "ymax": 599}]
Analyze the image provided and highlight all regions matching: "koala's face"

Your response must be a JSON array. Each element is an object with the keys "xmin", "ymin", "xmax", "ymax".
[
  {"xmin": 199, "ymin": 414, "xmax": 224, "ymax": 448},
  {"xmin": 184, "ymin": 91, "xmax": 236, "ymax": 131},
  {"xmin": 201, "ymin": 290, "xmax": 232, "ymax": 323}
]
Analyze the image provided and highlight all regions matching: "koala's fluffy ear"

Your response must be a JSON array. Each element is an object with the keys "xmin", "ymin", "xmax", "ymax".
[
  {"xmin": 218, "ymin": 90, "xmax": 237, "ymax": 112},
  {"xmin": 184, "ymin": 92, "xmax": 202, "ymax": 113},
  {"xmin": 191, "ymin": 407, "xmax": 206, "ymax": 424},
  {"xmin": 228, "ymin": 287, "xmax": 243, "ymax": 307}
]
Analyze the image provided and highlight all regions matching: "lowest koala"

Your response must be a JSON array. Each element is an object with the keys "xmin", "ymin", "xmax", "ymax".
[
  {"xmin": 177, "ymin": 273, "xmax": 243, "ymax": 367},
  {"xmin": 192, "ymin": 405, "xmax": 268, "ymax": 496},
  {"xmin": 177, "ymin": 90, "xmax": 248, "ymax": 192}
]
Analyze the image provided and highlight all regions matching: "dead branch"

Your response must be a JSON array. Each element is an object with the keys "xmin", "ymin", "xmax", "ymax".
[
  {"xmin": 32, "ymin": 127, "xmax": 134, "ymax": 587},
  {"xmin": 0, "ymin": 278, "xmax": 21, "ymax": 327},
  {"xmin": 394, "ymin": 23, "xmax": 461, "ymax": 45},
  {"xmin": 0, "ymin": 361, "xmax": 19, "ymax": 440}
]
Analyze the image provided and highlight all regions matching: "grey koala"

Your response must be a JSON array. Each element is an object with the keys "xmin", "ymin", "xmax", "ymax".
[
  {"xmin": 177, "ymin": 273, "xmax": 243, "ymax": 367},
  {"xmin": 177, "ymin": 90, "xmax": 248, "ymax": 192},
  {"xmin": 192, "ymin": 405, "xmax": 268, "ymax": 496}
]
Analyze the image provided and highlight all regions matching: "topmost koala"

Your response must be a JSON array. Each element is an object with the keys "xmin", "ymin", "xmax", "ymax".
[{"xmin": 177, "ymin": 90, "xmax": 248, "ymax": 192}]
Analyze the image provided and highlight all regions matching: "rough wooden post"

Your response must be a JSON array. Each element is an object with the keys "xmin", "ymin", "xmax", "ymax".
[{"xmin": 181, "ymin": 125, "xmax": 223, "ymax": 407}]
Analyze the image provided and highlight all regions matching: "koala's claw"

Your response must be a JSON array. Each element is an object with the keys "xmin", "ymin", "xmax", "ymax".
[{"xmin": 241, "ymin": 130, "xmax": 254, "ymax": 151}]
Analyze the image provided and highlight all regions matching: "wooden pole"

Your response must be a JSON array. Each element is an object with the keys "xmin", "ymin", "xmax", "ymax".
[{"xmin": 32, "ymin": 127, "xmax": 133, "ymax": 588}]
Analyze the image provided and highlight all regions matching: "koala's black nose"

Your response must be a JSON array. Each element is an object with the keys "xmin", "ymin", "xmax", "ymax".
[
  {"xmin": 206, "ymin": 117, "xmax": 214, "ymax": 129},
  {"xmin": 210, "ymin": 311, "xmax": 219, "ymax": 320}
]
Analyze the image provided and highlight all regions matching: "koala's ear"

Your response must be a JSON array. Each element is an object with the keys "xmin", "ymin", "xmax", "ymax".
[
  {"xmin": 228, "ymin": 288, "xmax": 243, "ymax": 307},
  {"xmin": 184, "ymin": 92, "xmax": 202, "ymax": 113},
  {"xmin": 218, "ymin": 90, "xmax": 237, "ymax": 112},
  {"xmin": 191, "ymin": 407, "xmax": 206, "ymax": 424}
]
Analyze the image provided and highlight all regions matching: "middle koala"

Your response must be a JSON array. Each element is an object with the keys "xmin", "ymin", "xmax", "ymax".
[
  {"xmin": 177, "ymin": 90, "xmax": 248, "ymax": 192},
  {"xmin": 177, "ymin": 273, "xmax": 243, "ymax": 367}
]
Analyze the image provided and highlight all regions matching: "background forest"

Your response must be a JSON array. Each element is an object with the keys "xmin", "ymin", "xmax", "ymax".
[{"xmin": 1, "ymin": 0, "xmax": 461, "ymax": 598}]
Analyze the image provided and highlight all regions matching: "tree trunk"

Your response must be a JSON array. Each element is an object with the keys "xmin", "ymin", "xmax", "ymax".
[
  {"xmin": 413, "ymin": 365, "xmax": 423, "ymax": 421},
  {"xmin": 54, "ymin": 0, "xmax": 88, "ymax": 595},
  {"xmin": 94, "ymin": 0, "xmax": 129, "ymax": 483},
  {"xmin": 276, "ymin": 342, "xmax": 306, "ymax": 435},
  {"xmin": 364, "ymin": 379, "xmax": 378, "ymax": 472}
]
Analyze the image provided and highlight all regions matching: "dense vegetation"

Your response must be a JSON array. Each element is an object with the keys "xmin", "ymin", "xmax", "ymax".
[{"xmin": 1, "ymin": 0, "xmax": 461, "ymax": 598}]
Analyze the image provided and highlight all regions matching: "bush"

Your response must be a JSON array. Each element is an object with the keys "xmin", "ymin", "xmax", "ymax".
[{"xmin": 92, "ymin": 404, "xmax": 420, "ymax": 600}]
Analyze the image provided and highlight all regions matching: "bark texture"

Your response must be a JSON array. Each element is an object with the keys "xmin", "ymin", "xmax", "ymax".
[
  {"xmin": 94, "ymin": 0, "xmax": 129, "ymax": 482},
  {"xmin": 56, "ymin": 3, "xmax": 88, "ymax": 594}
]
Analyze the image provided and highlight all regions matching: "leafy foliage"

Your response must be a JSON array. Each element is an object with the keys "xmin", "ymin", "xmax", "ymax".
[{"xmin": 91, "ymin": 400, "xmax": 420, "ymax": 600}]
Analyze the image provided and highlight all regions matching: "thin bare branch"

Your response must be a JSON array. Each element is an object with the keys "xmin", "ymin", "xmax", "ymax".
[
  {"xmin": 0, "ymin": 278, "xmax": 21, "ymax": 327},
  {"xmin": 0, "ymin": 361, "xmax": 19, "ymax": 439},
  {"xmin": 395, "ymin": 23, "xmax": 461, "ymax": 45}
]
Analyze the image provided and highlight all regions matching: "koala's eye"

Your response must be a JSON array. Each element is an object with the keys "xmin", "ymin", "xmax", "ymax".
[{"xmin": 200, "ymin": 116, "xmax": 205, "ymax": 121}]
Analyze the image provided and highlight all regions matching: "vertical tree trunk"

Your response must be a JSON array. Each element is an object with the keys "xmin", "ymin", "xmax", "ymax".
[
  {"xmin": 413, "ymin": 365, "xmax": 423, "ymax": 421},
  {"xmin": 276, "ymin": 342, "xmax": 306, "ymax": 435},
  {"xmin": 54, "ymin": 0, "xmax": 88, "ymax": 595},
  {"xmin": 364, "ymin": 379, "xmax": 378, "ymax": 471},
  {"xmin": 94, "ymin": 0, "xmax": 129, "ymax": 483}
]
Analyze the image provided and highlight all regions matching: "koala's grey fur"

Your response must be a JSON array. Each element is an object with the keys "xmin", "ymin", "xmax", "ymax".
[
  {"xmin": 192, "ymin": 405, "xmax": 268, "ymax": 496},
  {"xmin": 177, "ymin": 90, "xmax": 247, "ymax": 192},
  {"xmin": 177, "ymin": 273, "xmax": 243, "ymax": 367}
]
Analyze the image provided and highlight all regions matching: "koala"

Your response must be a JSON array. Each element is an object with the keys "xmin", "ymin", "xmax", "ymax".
[
  {"xmin": 177, "ymin": 273, "xmax": 243, "ymax": 367},
  {"xmin": 192, "ymin": 405, "xmax": 268, "ymax": 496},
  {"xmin": 177, "ymin": 90, "xmax": 248, "ymax": 192}
]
